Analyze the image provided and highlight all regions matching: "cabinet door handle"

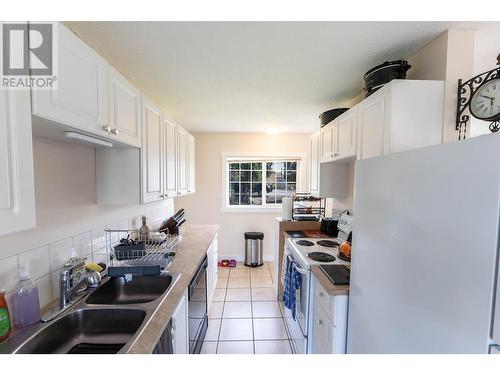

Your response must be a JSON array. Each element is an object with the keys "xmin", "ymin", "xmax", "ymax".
[
  {"xmin": 111, "ymin": 128, "xmax": 119, "ymax": 136},
  {"xmin": 102, "ymin": 125, "xmax": 111, "ymax": 133},
  {"xmin": 318, "ymin": 319, "xmax": 323, "ymax": 326},
  {"xmin": 319, "ymin": 292, "xmax": 324, "ymax": 297}
]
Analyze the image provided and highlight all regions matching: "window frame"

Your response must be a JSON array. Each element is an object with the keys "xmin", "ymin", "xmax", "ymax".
[{"xmin": 221, "ymin": 152, "xmax": 305, "ymax": 213}]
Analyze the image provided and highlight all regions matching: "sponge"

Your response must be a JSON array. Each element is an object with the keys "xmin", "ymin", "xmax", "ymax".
[{"xmin": 85, "ymin": 262, "xmax": 104, "ymax": 273}]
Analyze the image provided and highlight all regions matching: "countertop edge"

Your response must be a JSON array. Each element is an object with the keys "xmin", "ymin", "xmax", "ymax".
[
  {"xmin": 311, "ymin": 265, "xmax": 350, "ymax": 296},
  {"xmin": 125, "ymin": 224, "xmax": 219, "ymax": 354}
]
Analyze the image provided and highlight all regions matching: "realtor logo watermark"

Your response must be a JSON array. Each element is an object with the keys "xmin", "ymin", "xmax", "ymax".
[{"xmin": 1, "ymin": 22, "xmax": 58, "ymax": 90}]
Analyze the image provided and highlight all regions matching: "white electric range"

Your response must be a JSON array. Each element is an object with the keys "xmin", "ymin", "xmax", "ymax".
[
  {"xmin": 281, "ymin": 213, "xmax": 353, "ymax": 354},
  {"xmin": 286, "ymin": 237, "xmax": 350, "ymax": 269}
]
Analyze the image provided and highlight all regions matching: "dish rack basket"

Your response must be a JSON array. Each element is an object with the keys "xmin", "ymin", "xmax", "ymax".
[
  {"xmin": 292, "ymin": 193, "xmax": 326, "ymax": 221},
  {"xmin": 105, "ymin": 229, "xmax": 179, "ymax": 272}
]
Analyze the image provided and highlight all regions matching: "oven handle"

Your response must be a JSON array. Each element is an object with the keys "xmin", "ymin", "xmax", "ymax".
[{"xmin": 286, "ymin": 253, "xmax": 309, "ymax": 275}]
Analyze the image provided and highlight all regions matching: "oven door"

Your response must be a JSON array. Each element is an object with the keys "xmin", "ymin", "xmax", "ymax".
[
  {"xmin": 281, "ymin": 247, "xmax": 311, "ymax": 354},
  {"xmin": 188, "ymin": 256, "xmax": 208, "ymax": 354}
]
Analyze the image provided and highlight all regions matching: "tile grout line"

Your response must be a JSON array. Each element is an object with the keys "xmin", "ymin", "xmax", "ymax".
[
  {"xmin": 215, "ymin": 268, "xmax": 230, "ymax": 353},
  {"xmin": 249, "ymin": 266, "xmax": 256, "ymax": 354},
  {"xmin": 208, "ymin": 263, "xmax": 287, "ymax": 354}
]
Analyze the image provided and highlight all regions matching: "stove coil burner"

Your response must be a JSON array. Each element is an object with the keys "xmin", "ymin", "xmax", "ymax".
[
  {"xmin": 316, "ymin": 240, "xmax": 338, "ymax": 248},
  {"xmin": 337, "ymin": 253, "xmax": 351, "ymax": 262},
  {"xmin": 296, "ymin": 240, "xmax": 314, "ymax": 246},
  {"xmin": 308, "ymin": 252, "xmax": 336, "ymax": 262}
]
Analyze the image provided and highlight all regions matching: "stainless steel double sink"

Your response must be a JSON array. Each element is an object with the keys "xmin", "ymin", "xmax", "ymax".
[{"xmin": 0, "ymin": 273, "xmax": 180, "ymax": 354}]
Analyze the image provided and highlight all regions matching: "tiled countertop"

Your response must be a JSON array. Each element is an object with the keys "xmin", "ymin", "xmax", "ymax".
[{"xmin": 125, "ymin": 224, "xmax": 219, "ymax": 353}]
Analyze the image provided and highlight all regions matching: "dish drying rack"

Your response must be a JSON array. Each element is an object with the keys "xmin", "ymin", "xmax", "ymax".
[
  {"xmin": 292, "ymin": 193, "xmax": 326, "ymax": 221},
  {"xmin": 105, "ymin": 229, "xmax": 179, "ymax": 272}
]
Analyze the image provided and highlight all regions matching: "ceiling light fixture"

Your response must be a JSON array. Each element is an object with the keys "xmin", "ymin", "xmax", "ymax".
[
  {"xmin": 264, "ymin": 127, "xmax": 281, "ymax": 135},
  {"xmin": 64, "ymin": 131, "xmax": 113, "ymax": 148}
]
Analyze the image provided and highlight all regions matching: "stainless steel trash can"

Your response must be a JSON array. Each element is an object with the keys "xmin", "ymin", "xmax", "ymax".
[{"xmin": 244, "ymin": 232, "xmax": 264, "ymax": 267}]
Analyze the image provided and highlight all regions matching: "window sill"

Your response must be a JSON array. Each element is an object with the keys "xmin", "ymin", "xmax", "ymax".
[{"xmin": 221, "ymin": 206, "xmax": 282, "ymax": 213}]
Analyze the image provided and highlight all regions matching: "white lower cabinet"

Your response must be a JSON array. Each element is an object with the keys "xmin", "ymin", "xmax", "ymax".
[
  {"xmin": 207, "ymin": 235, "xmax": 219, "ymax": 308},
  {"xmin": 311, "ymin": 296, "xmax": 335, "ymax": 354},
  {"xmin": 171, "ymin": 290, "xmax": 189, "ymax": 354},
  {"xmin": 0, "ymin": 90, "xmax": 36, "ymax": 236},
  {"xmin": 309, "ymin": 274, "xmax": 348, "ymax": 354}
]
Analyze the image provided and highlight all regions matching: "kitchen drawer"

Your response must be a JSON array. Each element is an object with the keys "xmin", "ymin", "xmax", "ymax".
[
  {"xmin": 311, "ymin": 295, "xmax": 334, "ymax": 354},
  {"xmin": 313, "ymin": 276, "xmax": 336, "ymax": 325}
]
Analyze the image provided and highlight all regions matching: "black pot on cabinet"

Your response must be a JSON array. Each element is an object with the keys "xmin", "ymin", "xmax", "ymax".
[
  {"xmin": 363, "ymin": 60, "xmax": 411, "ymax": 97},
  {"xmin": 319, "ymin": 108, "xmax": 349, "ymax": 127}
]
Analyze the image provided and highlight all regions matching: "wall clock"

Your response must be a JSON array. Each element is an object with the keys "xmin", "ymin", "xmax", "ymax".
[{"xmin": 456, "ymin": 52, "xmax": 500, "ymax": 140}]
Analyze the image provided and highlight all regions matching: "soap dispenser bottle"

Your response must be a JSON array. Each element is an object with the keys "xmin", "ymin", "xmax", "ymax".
[{"xmin": 11, "ymin": 266, "xmax": 41, "ymax": 327}]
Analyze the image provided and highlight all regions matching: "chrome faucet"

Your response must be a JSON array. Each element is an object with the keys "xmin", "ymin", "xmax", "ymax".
[
  {"xmin": 59, "ymin": 264, "xmax": 88, "ymax": 309},
  {"xmin": 41, "ymin": 260, "xmax": 101, "ymax": 322}
]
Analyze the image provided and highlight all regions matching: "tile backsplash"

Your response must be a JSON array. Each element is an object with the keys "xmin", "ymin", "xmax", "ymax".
[{"xmin": 0, "ymin": 208, "xmax": 168, "ymax": 310}]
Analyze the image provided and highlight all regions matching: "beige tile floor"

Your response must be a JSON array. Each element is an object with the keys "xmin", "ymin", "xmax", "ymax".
[{"xmin": 201, "ymin": 261, "xmax": 292, "ymax": 354}]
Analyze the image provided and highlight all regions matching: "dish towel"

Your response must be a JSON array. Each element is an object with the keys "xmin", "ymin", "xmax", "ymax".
[
  {"xmin": 280, "ymin": 248, "xmax": 290, "ymax": 287},
  {"xmin": 283, "ymin": 259, "xmax": 301, "ymax": 320}
]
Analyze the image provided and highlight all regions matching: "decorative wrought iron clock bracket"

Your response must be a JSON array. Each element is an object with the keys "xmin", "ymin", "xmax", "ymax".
[{"xmin": 456, "ymin": 54, "xmax": 500, "ymax": 140}]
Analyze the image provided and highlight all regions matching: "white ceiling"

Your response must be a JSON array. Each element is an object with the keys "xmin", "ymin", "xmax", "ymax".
[{"xmin": 66, "ymin": 21, "xmax": 484, "ymax": 134}]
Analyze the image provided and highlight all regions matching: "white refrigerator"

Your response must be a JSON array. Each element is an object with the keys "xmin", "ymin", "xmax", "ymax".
[{"xmin": 347, "ymin": 134, "xmax": 500, "ymax": 354}]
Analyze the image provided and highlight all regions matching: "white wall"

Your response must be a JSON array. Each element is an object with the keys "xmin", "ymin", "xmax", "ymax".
[
  {"xmin": 0, "ymin": 137, "xmax": 174, "ymax": 308},
  {"xmin": 407, "ymin": 31, "xmax": 448, "ymax": 81},
  {"xmin": 174, "ymin": 132, "xmax": 310, "ymax": 261},
  {"xmin": 469, "ymin": 26, "xmax": 500, "ymax": 137}
]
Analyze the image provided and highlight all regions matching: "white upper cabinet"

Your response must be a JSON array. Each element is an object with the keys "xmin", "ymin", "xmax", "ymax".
[
  {"xmin": 0, "ymin": 90, "xmax": 36, "ymax": 236},
  {"xmin": 320, "ymin": 124, "xmax": 335, "ymax": 162},
  {"xmin": 357, "ymin": 92, "xmax": 386, "ymax": 160},
  {"xmin": 357, "ymin": 80, "xmax": 444, "ymax": 160},
  {"xmin": 320, "ymin": 108, "xmax": 358, "ymax": 164},
  {"xmin": 318, "ymin": 80, "xmax": 444, "ymax": 164},
  {"xmin": 334, "ymin": 107, "xmax": 358, "ymax": 161},
  {"xmin": 177, "ymin": 126, "xmax": 188, "ymax": 196},
  {"xmin": 31, "ymin": 23, "xmax": 109, "ymax": 137},
  {"xmin": 108, "ymin": 66, "xmax": 142, "ymax": 147},
  {"xmin": 187, "ymin": 134, "xmax": 196, "ymax": 195},
  {"xmin": 163, "ymin": 118, "xmax": 178, "ymax": 199},
  {"xmin": 141, "ymin": 95, "xmax": 164, "ymax": 203},
  {"xmin": 309, "ymin": 132, "xmax": 320, "ymax": 196}
]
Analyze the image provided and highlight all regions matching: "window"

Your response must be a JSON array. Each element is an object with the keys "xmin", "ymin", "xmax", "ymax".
[{"xmin": 226, "ymin": 159, "xmax": 300, "ymax": 209}]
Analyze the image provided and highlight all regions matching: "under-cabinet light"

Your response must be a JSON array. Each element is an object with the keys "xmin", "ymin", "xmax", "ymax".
[{"xmin": 64, "ymin": 132, "xmax": 113, "ymax": 148}]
